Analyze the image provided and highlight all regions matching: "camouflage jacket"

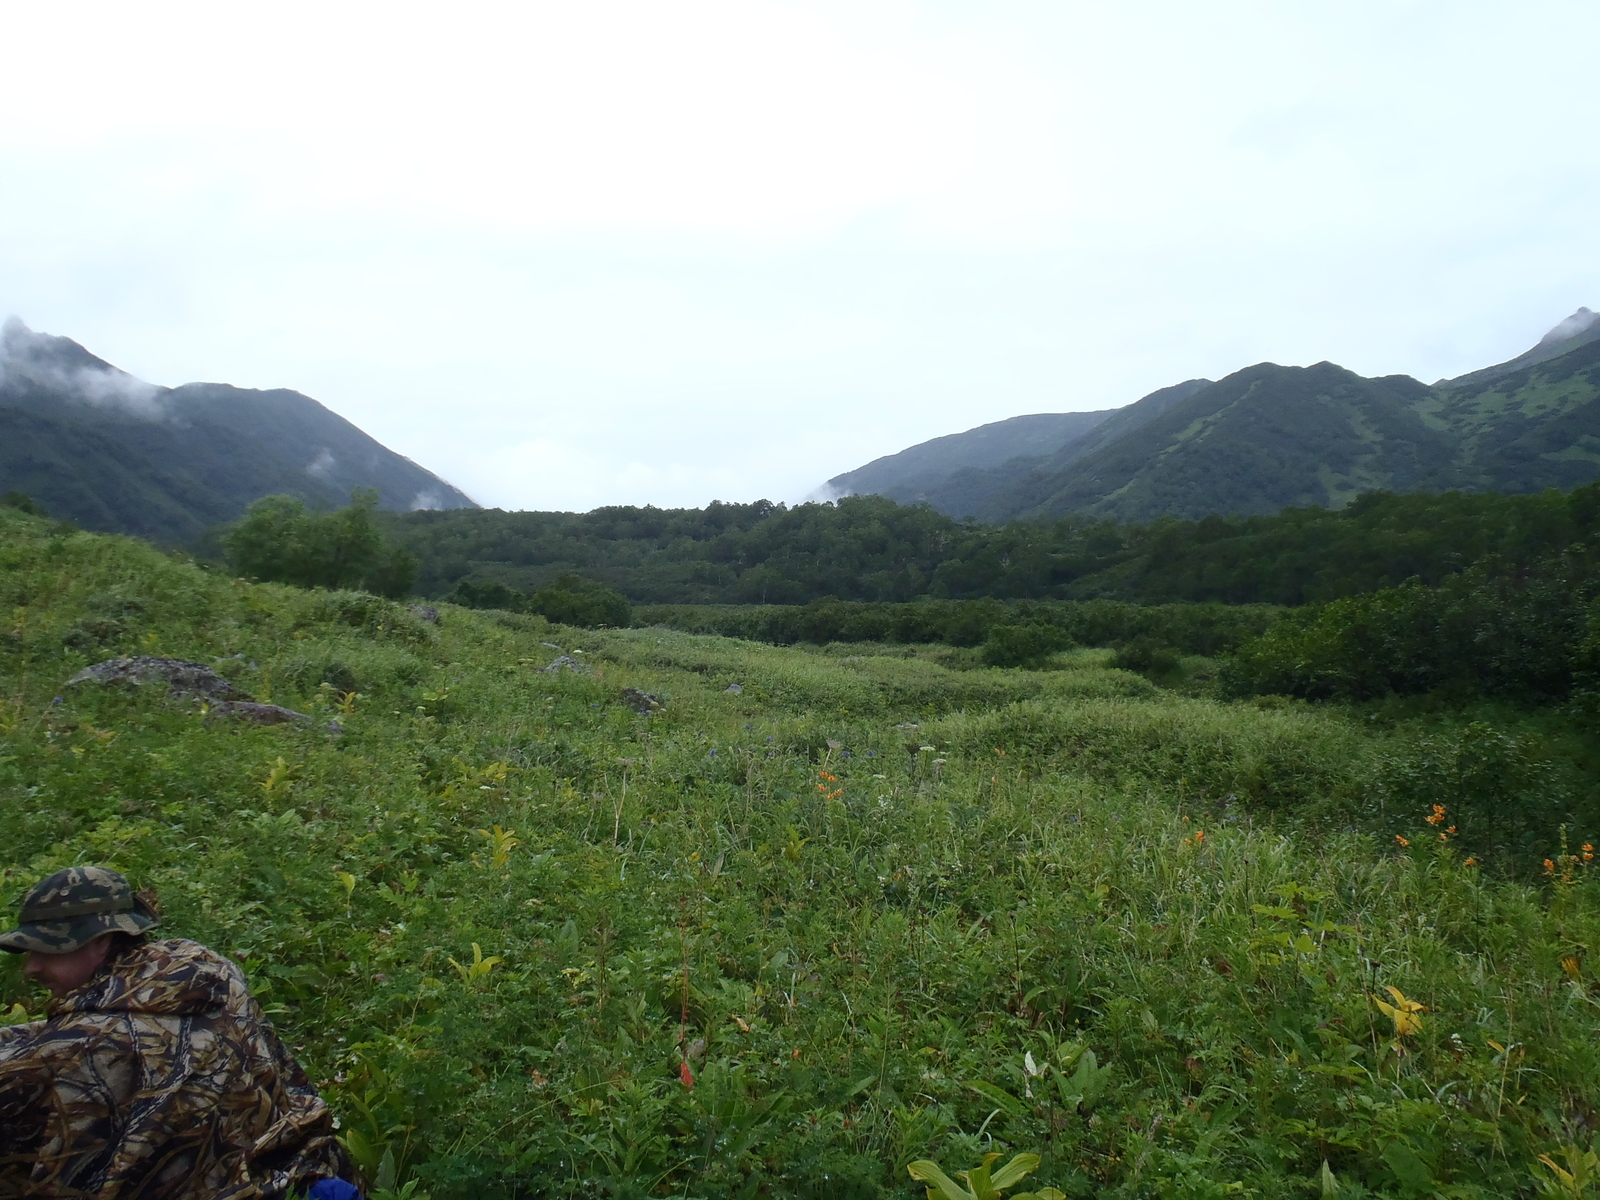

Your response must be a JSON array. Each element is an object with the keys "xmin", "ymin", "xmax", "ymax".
[{"xmin": 0, "ymin": 939, "xmax": 351, "ymax": 1199}]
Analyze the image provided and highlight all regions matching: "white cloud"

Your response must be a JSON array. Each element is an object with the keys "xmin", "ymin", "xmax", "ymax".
[
  {"xmin": 0, "ymin": 317, "xmax": 167, "ymax": 420},
  {"xmin": 305, "ymin": 449, "xmax": 337, "ymax": 480}
]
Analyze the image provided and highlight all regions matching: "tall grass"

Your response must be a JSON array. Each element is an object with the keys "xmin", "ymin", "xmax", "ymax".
[{"xmin": 2, "ymin": 509, "xmax": 1596, "ymax": 1198}]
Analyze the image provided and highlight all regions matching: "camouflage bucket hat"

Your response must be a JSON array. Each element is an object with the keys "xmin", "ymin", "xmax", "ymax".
[{"xmin": 0, "ymin": 866, "xmax": 160, "ymax": 954}]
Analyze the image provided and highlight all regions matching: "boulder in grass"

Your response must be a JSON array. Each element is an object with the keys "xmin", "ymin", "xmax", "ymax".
[
  {"xmin": 65, "ymin": 657, "xmax": 253, "ymax": 702},
  {"xmin": 204, "ymin": 701, "xmax": 338, "ymax": 733},
  {"xmin": 409, "ymin": 605, "xmax": 440, "ymax": 624},
  {"xmin": 544, "ymin": 655, "xmax": 588, "ymax": 674},
  {"xmin": 620, "ymin": 687, "xmax": 663, "ymax": 714}
]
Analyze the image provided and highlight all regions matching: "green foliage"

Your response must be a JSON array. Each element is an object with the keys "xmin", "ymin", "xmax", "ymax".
[
  {"xmin": 908, "ymin": 1152, "xmax": 1063, "ymax": 1200},
  {"xmin": 448, "ymin": 573, "xmax": 631, "ymax": 628},
  {"xmin": 4, "ymin": 508, "xmax": 1600, "ymax": 1197},
  {"xmin": 636, "ymin": 598, "xmax": 1277, "ymax": 657},
  {"xmin": 388, "ymin": 480, "xmax": 1600, "ymax": 616},
  {"xmin": 1223, "ymin": 544, "xmax": 1600, "ymax": 703},
  {"xmin": 3, "ymin": 490, "xmax": 42, "ymax": 515},
  {"xmin": 981, "ymin": 623, "xmax": 1071, "ymax": 669},
  {"xmin": 225, "ymin": 489, "xmax": 418, "ymax": 598},
  {"xmin": 527, "ymin": 573, "xmax": 631, "ymax": 628},
  {"xmin": 1107, "ymin": 636, "xmax": 1180, "ymax": 678}
]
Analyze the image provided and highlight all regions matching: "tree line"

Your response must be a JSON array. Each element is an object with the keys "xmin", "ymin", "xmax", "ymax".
[{"xmin": 382, "ymin": 483, "xmax": 1600, "ymax": 607}]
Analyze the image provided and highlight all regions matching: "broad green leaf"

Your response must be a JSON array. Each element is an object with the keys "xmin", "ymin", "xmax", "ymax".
[
  {"xmin": 1381, "ymin": 1141, "xmax": 1433, "ymax": 1192},
  {"xmin": 908, "ymin": 1160, "xmax": 975, "ymax": 1200},
  {"xmin": 989, "ymin": 1153, "xmax": 1041, "ymax": 1190},
  {"xmin": 1319, "ymin": 1159, "xmax": 1340, "ymax": 1197},
  {"xmin": 967, "ymin": 1080, "xmax": 1029, "ymax": 1117}
]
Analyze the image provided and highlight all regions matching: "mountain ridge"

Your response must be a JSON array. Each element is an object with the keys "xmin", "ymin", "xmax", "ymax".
[
  {"xmin": 0, "ymin": 318, "xmax": 476, "ymax": 542},
  {"xmin": 828, "ymin": 310, "xmax": 1600, "ymax": 523}
]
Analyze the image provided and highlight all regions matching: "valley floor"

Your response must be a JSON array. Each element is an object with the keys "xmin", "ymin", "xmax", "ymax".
[{"xmin": 2, "ymin": 509, "xmax": 1597, "ymax": 1198}]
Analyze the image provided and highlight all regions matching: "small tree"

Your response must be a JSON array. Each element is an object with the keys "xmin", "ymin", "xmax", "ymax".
[
  {"xmin": 225, "ymin": 489, "xmax": 415, "ymax": 598},
  {"xmin": 528, "ymin": 574, "xmax": 631, "ymax": 628}
]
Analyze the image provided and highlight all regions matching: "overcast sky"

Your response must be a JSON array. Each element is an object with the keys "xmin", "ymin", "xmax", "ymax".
[{"xmin": 2, "ymin": 1, "xmax": 1596, "ymax": 511}]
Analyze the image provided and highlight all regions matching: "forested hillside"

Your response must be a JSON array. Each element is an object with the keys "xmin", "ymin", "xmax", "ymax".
[
  {"xmin": 825, "ymin": 409, "xmax": 1117, "ymax": 515},
  {"xmin": 3, "ymin": 506, "xmax": 1597, "ymax": 1197},
  {"xmin": 387, "ymin": 482, "xmax": 1600, "ymax": 608},
  {"xmin": 0, "ymin": 319, "xmax": 476, "ymax": 542},
  {"xmin": 824, "ymin": 309, "xmax": 1600, "ymax": 523}
]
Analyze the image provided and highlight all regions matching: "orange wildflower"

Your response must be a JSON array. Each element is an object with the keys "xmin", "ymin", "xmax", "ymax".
[
  {"xmin": 1394, "ymin": 835, "xmax": 1410, "ymax": 848},
  {"xmin": 1425, "ymin": 805, "xmax": 1447, "ymax": 826}
]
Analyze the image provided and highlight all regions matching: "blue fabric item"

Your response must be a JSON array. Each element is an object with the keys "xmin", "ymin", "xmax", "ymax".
[{"xmin": 309, "ymin": 1180, "xmax": 362, "ymax": 1200}]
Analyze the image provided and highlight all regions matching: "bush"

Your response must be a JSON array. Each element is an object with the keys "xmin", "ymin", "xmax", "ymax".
[
  {"xmin": 1109, "ymin": 635, "xmax": 1181, "ymax": 677},
  {"xmin": 2, "ymin": 491, "xmax": 43, "ymax": 515},
  {"xmin": 224, "ymin": 489, "xmax": 416, "ymax": 598},
  {"xmin": 1224, "ymin": 547, "xmax": 1600, "ymax": 702},
  {"xmin": 527, "ymin": 574, "xmax": 631, "ymax": 628},
  {"xmin": 980, "ymin": 622, "xmax": 1071, "ymax": 668}
]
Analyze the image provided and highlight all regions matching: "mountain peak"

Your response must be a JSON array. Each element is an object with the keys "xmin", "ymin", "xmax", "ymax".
[
  {"xmin": 1537, "ymin": 307, "xmax": 1599, "ymax": 348},
  {"xmin": 1, "ymin": 317, "xmax": 166, "ymax": 418},
  {"xmin": 1437, "ymin": 306, "xmax": 1600, "ymax": 389}
]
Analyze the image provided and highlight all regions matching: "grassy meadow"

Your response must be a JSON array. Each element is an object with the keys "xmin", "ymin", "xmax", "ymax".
[{"xmin": 2, "ymin": 507, "xmax": 1598, "ymax": 1198}]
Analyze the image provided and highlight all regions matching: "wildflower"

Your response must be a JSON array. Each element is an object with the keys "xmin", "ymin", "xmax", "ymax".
[
  {"xmin": 1371, "ymin": 986, "xmax": 1426, "ymax": 1036},
  {"xmin": 1544, "ymin": 859, "xmax": 1557, "ymax": 875},
  {"xmin": 1194, "ymin": 830, "xmax": 1205, "ymax": 844},
  {"xmin": 1584, "ymin": 844, "xmax": 1595, "ymax": 862},
  {"xmin": 1395, "ymin": 835, "xmax": 1410, "ymax": 848},
  {"xmin": 1425, "ymin": 804, "xmax": 1447, "ymax": 826},
  {"xmin": 1463, "ymin": 857, "xmax": 1478, "ymax": 867},
  {"xmin": 679, "ymin": 1061, "xmax": 695, "ymax": 1090}
]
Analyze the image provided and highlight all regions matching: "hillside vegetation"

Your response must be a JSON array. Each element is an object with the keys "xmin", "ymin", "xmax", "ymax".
[
  {"xmin": 3, "ymin": 509, "xmax": 1598, "ymax": 1197},
  {"xmin": 822, "ymin": 310, "xmax": 1600, "ymax": 525},
  {"xmin": 388, "ymin": 482, "xmax": 1600, "ymax": 608}
]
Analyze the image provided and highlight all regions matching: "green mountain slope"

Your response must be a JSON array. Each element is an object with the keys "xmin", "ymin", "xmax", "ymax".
[
  {"xmin": 984, "ymin": 362, "xmax": 1456, "ymax": 522},
  {"xmin": 825, "ymin": 408, "xmax": 1116, "ymax": 515},
  {"xmin": 826, "ymin": 311, "xmax": 1600, "ymax": 523},
  {"xmin": 976, "ymin": 311, "xmax": 1600, "ymax": 522},
  {"xmin": 826, "ymin": 380, "xmax": 1213, "ymax": 519},
  {"xmin": 0, "ymin": 318, "xmax": 476, "ymax": 542}
]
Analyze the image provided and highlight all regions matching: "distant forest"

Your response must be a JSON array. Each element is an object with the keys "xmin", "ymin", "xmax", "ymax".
[{"xmin": 383, "ymin": 484, "xmax": 1600, "ymax": 608}]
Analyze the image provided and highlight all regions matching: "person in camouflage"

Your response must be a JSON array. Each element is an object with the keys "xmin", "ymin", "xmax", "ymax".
[{"xmin": 0, "ymin": 867, "xmax": 362, "ymax": 1199}]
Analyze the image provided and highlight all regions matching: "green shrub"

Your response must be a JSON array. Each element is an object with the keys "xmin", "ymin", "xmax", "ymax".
[
  {"xmin": 225, "ymin": 489, "xmax": 417, "ymax": 598},
  {"xmin": 980, "ymin": 622, "xmax": 1071, "ymax": 668},
  {"xmin": 527, "ymin": 573, "xmax": 631, "ymax": 628},
  {"xmin": 1108, "ymin": 635, "xmax": 1180, "ymax": 677}
]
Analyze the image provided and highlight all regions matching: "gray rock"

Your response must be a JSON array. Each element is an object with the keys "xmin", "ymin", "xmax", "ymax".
[
  {"xmin": 724, "ymin": 683, "xmax": 743, "ymax": 694},
  {"xmin": 206, "ymin": 701, "xmax": 307, "ymax": 725},
  {"xmin": 409, "ymin": 605, "xmax": 440, "ymax": 624},
  {"xmin": 620, "ymin": 687, "xmax": 663, "ymax": 713},
  {"xmin": 66, "ymin": 656, "xmax": 253, "ymax": 702},
  {"xmin": 544, "ymin": 655, "xmax": 587, "ymax": 673}
]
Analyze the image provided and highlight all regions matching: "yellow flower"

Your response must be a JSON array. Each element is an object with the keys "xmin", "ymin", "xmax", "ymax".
[{"xmin": 1371, "ymin": 986, "xmax": 1426, "ymax": 1037}]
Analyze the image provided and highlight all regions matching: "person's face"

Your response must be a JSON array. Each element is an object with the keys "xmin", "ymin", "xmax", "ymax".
[{"xmin": 24, "ymin": 934, "xmax": 114, "ymax": 999}]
